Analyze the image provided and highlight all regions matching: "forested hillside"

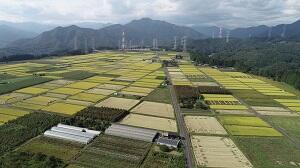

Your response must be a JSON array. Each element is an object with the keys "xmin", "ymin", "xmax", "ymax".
[{"xmin": 189, "ymin": 39, "xmax": 300, "ymax": 89}]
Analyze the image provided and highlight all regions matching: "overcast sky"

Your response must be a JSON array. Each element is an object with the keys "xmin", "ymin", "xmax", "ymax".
[{"xmin": 0, "ymin": 0, "xmax": 299, "ymax": 28}]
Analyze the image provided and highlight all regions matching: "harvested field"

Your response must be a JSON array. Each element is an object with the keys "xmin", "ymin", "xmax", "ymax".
[
  {"xmin": 95, "ymin": 97, "xmax": 140, "ymax": 110},
  {"xmin": 252, "ymin": 106, "xmax": 298, "ymax": 116},
  {"xmin": 119, "ymin": 91, "xmax": 148, "ymax": 97},
  {"xmin": 191, "ymin": 136, "xmax": 253, "ymax": 168},
  {"xmin": 70, "ymin": 93, "xmax": 106, "ymax": 103},
  {"xmin": 86, "ymin": 88, "xmax": 115, "ymax": 95},
  {"xmin": 50, "ymin": 88, "xmax": 83, "ymax": 95},
  {"xmin": 66, "ymin": 82, "xmax": 99, "ymax": 90},
  {"xmin": 42, "ymin": 103, "xmax": 86, "ymax": 115},
  {"xmin": 131, "ymin": 101, "xmax": 174, "ymax": 118},
  {"xmin": 120, "ymin": 114, "xmax": 177, "ymax": 132},
  {"xmin": 184, "ymin": 116, "xmax": 227, "ymax": 135},
  {"xmin": 96, "ymin": 84, "xmax": 126, "ymax": 90}
]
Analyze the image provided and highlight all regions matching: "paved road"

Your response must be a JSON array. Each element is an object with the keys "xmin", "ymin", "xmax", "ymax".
[{"xmin": 164, "ymin": 68, "xmax": 195, "ymax": 168}]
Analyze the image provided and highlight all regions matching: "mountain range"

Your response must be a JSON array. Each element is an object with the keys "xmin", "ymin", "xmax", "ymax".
[{"xmin": 0, "ymin": 18, "xmax": 204, "ymax": 57}]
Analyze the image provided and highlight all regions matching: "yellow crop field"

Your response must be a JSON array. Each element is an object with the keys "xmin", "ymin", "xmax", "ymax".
[
  {"xmin": 16, "ymin": 87, "xmax": 49, "ymax": 95},
  {"xmin": 0, "ymin": 113, "xmax": 18, "ymax": 123},
  {"xmin": 50, "ymin": 88, "xmax": 83, "ymax": 95},
  {"xmin": 70, "ymin": 93, "xmax": 106, "ymax": 103},
  {"xmin": 66, "ymin": 82, "xmax": 99, "ymax": 90},
  {"xmin": 84, "ymin": 76, "xmax": 113, "ymax": 83},
  {"xmin": 210, "ymin": 105, "xmax": 248, "ymax": 110},
  {"xmin": 13, "ymin": 102, "xmax": 45, "ymax": 110},
  {"xmin": 23, "ymin": 96, "xmax": 60, "ymax": 106},
  {"xmin": 42, "ymin": 103, "xmax": 86, "ymax": 115},
  {"xmin": 120, "ymin": 114, "xmax": 177, "ymax": 132},
  {"xmin": 0, "ymin": 107, "xmax": 29, "ymax": 117}
]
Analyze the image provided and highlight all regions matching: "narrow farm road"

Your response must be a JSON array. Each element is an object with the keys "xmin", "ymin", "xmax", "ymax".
[{"xmin": 164, "ymin": 68, "xmax": 195, "ymax": 168}]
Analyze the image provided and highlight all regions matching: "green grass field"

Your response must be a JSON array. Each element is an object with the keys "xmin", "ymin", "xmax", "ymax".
[
  {"xmin": 233, "ymin": 137, "xmax": 300, "ymax": 168},
  {"xmin": 0, "ymin": 76, "xmax": 51, "ymax": 95},
  {"xmin": 267, "ymin": 116, "xmax": 300, "ymax": 144},
  {"xmin": 225, "ymin": 125, "xmax": 282, "ymax": 137},
  {"xmin": 72, "ymin": 135, "xmax": 151, "ymax": 168},
  {"xmin": 19, "ymin": 136, "xmax": 84, "ymax": 161},
  {"xmin": 144, "ymin": 87, "xmax": 171, "ymax": 104},
  {"xmin": 218, "ymin": 116, "xmax": 270, "ymax": 127}
]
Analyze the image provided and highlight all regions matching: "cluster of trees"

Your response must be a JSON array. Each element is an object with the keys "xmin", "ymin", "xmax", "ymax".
[
  {"xmin": 0, "ymin": 151, "xmax": 65, "ymax": 168},
  {"xmin": 190, "ymin": 38, "xmax": 300, "ymax": 89},
  {"xmin": 0, "ymin": 112, "xmax": 62, "ymax": 156},
  {"xmin": 63, "ymin": 107, "xmax": 129, "ymax": 131}
]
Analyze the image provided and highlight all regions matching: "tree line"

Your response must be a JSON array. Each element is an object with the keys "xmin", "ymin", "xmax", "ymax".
[{"xmin": 189, "ymin": 38, "xmax": 300, "ymax": 90}]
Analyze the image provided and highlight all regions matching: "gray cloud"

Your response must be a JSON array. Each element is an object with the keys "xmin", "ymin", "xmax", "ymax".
[{"xmin": 0, "ymin": 0, "xmax": 299, "ymax": 28}]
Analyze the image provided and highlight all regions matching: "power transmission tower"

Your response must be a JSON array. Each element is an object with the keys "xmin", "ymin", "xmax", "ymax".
[
  {"xmin": 121, "ymin": 31, "xmax": 126, "ymax": 50},
  {"xmin": 226, "ymin": 31, "xmax": 230, "ymax": 43},
  {"xmin": 219, "ymin": 27, "xmax": 223, "ymax": 38},
  {"xmin": 173, "ymin": 36, "xmax": 177, "ymax": 50},
  {"xmin": 181, "ymin": 36, "xmax": 187, "ymax": 52},
  {"xmin": 153, "ymin": 38, "xmax": 158, "ymax": 49}
]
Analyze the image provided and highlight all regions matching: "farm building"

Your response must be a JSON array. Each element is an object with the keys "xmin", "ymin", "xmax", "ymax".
[
  {"xmin": 105, "ymin": 124, "xmax": 158, "ymax": 142},
  {"xmin": 44, "ymin": 124, "xmax": 101, "ymax": 144},
  {"xmin": 157, "ymin": 137, "xmax": 180, "ymax": 148}
]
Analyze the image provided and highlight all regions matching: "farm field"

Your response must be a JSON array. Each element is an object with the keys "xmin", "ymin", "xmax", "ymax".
[
  {"xmin": 19, "ymin": 136, "xmax": 84, "ymax": 161},
  {"xmin": 233, "ymin": 137, "xmax": 300, "ymax": 168},
  {"xmin": 120, "ymin": 114, "xmax": 178, "ymax": 132},
  {"xmin": 218, "ymin": 116, "xmax": 282, "ymax": 137},
  {"xmin": 191, "ymin": 135, "xmax": 253, "ymax": 168},
  {"xmin": 184, "ymin": 116, "xmax": 227, "ymax": 135},
  {"xmin": 140, "ymin": 145, "xmax": 185, "ymax": 168},
  {"xmin": 71, "ymin": 135, "xmax": 151, "ymax": 168},
  {"xmin": 95, "ymin": 97, "xmax": 140, "ymax": 110},
  {"xmin": 131, "ymin": 101, "xmax": 175, "ymax": 118}
]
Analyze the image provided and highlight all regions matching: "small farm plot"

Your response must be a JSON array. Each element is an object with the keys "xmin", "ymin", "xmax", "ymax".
[
  {"xmin": 252, "ymin": 106, "xmax": 298, "ymax": 116},
  {"xmin": 69, "ymin": 93, "xmax": 106, "ymax": 103},
  {"xmin": 191, "ymin": 136, "xmax": 253, "ymax": 168},
  {"xmin": 184, "ymin": 116, "xmax": 227, "ymax": 135},
  {"xmin": 95, "ymin": 97, "xmax": 140, "ymax": 111},
  {"xmin": 218, "ymin": 116, "xmax": 282, "ymax": 137},
  {"xmin": 23, "ymin": 96, "xmax": 61, "ymax": 106},
  {"xmin": 86, "ymin": 88, "xmax": 115, "ymax": 96},
  {"xmin": 131, "ymin": 101, "xmax": 175, "ymax": 118},
  {"xmin": 19, "ymin": 136, "xmax": 84, "ymax": 161},
  {"xmin": 42, "ymin": 103, "xmax": 86, "ymax": 116},
  {"xmin": 71, "ymin": 135, "xmax": 151, "ymax": 168},
  {"xmin": 16, "ymin": 87, "xmax": 49, "ymax": 95},
  {"xmin": 0, "ymin": 93, "xmax": 32, "ymax": 104},
  {"xmin": 50, "ymin": 87, "xmax": 83, "ymax": 95},
  {"xmin": 65, "ymin": 82, "xmax": 99, "ymax": 90},
  {"xmin": 274, "ymin": 99, "xmax": 300, "ymax": 113},
  {"xmin": 120, "ymin": 114, "xmax": 177, "ymax": 132},
  {"xmin": 96, "ymin": 84, "xmax": 126, "ymax": 90},
  {"xmin": 0, "ymin": 107, "xmax": 30, "ymax": 123}
]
